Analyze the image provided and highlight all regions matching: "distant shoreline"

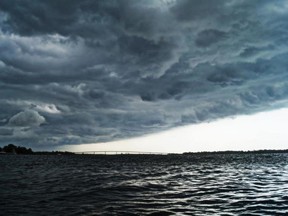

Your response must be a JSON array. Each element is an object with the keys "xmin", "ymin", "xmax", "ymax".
[
  {"xmin": 182, "ymin": 149, "xmax": 288, "ymax": 155},
  {"xmin": 1, "ymin": 144, "xmax": 288, "ymax": 155},
  {"xmin": 2, "ymin": 150, "xmax": 288, "ymax": 156}
]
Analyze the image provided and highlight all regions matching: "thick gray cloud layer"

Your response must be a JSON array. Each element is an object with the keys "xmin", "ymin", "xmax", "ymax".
[{"xmin": 1, "ymin": 0, "xmax": 288, "ymax": 147}]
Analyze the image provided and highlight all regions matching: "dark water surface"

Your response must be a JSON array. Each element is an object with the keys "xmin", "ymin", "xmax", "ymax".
[{"xmin": 1, "ymin": 153, "xmax": 288, "ymax": 215}]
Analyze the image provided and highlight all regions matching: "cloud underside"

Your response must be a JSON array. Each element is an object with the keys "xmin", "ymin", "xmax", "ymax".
[{"xmin": 1, "ymin": 0, "xmax": 288, "ymax": 147}]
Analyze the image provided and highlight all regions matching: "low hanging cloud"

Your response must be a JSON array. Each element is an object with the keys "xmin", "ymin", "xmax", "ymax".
[
  {"xmin": 1, "ymin": 0, "xmax": 288, "ymax": 147},
  {"xmin": 8, "ymin": 110, "xmax": 46, "ymax": 127}
]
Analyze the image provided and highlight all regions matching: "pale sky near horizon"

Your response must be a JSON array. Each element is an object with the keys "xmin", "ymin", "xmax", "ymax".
[{"xmin": 61, "ymin": 108, "xmax": 288, "ymax": 153}]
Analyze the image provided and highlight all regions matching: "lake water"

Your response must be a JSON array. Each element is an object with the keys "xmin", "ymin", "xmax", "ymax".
[{"xmin": 1, "ymin": 153, "xmax": 288, "ymax": 215}]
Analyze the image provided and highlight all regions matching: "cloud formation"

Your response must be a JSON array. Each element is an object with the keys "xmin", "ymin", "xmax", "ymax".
[
  {"xmin": 1, "ymin": 0, "xmax": 288, "ymax": 147},
  {"xmin": 8, "ymin": 110, "xmax": 45, "ymax": 127}
]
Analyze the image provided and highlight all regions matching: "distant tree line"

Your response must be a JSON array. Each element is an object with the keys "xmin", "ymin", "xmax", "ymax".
[
  {"xmin": 183, "ymin": 149, "xmax": 288, "ymax": 155},
  {"xmin": 35, "ymin": 151, "xmax": 75, "ymax": 155},
  {"xmin": 0, "ymin": 144, "xmax": 33, "ymax": 154},
  {"xmin": 0, "ymin": 144, "xmax": 75, "ymax": 155}
]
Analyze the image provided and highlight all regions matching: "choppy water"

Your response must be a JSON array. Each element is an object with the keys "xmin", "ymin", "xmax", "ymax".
[{"xmin": 1, "ymin": 153, "xmax": 288, "ymax": 215}]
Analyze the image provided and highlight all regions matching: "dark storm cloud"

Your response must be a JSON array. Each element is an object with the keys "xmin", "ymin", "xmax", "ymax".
[
  {"xmin": 195, "ymin": 29, "xmax": 227, "ymax": 47},
  {"xmin": 1, "ymin": 0, "xmax": 288, "ymax": 147},
  {"xmin": 171, "ymin": 0, "xmax": 224, "ymax": 21}
]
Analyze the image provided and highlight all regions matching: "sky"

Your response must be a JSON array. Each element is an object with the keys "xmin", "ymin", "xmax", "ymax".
[
  {"xmin": 62, "ymin": 108, "xmax": 288, "ymax": 153},
  {"xmin": 1, "ymin": 0, "xmax": 288, "ymax": 151}
]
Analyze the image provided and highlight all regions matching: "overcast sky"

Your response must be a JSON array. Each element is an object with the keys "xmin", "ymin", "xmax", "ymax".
[
  {"xmin": 65, "ymin": 108, "xmax": 288, "ymax": 153},
  {"xmin": 1, "ymin": 0, "xmax": 288, "ymax": 149}
]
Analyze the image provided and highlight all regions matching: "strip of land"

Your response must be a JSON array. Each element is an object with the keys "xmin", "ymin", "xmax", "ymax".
[{"xmin": 1, "ymin": 144, "xmax": 288, "ymax": 155}]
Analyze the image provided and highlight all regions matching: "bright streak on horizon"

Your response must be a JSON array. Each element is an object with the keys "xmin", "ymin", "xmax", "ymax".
[{"xmin": 61, "ymin": 108, "xmax": 288, "ymax": 153}]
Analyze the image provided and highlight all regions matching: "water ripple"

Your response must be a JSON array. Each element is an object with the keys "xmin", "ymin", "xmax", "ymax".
[{"xmin": 0, "ymin": 153, "xmax": 288, "ymax": 215}]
